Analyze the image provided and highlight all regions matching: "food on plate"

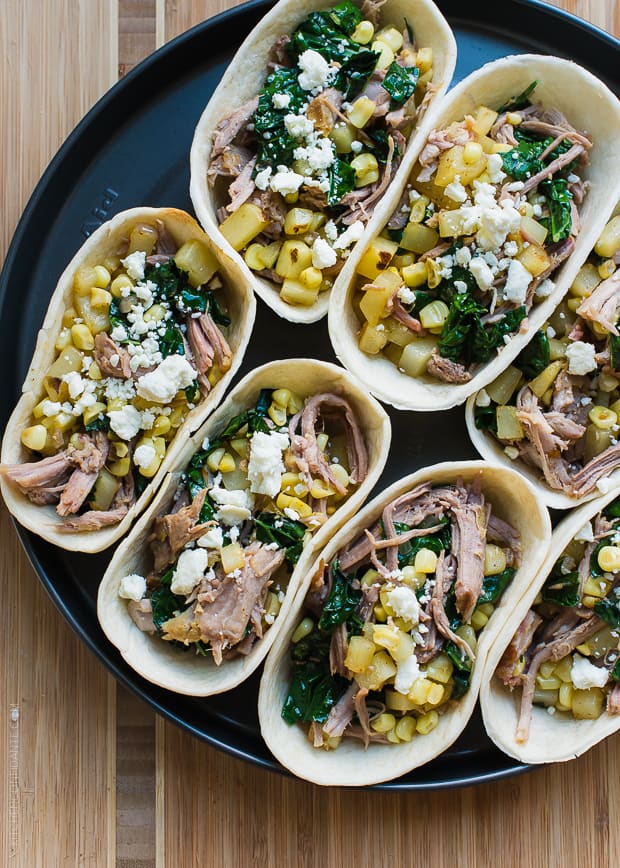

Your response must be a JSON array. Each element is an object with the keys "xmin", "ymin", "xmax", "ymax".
[
  {"xmin": 97, "ymin": 359, "xmax": 390, "ymax": 695},
  {"xmin": 190, "ymin": 0, "xmax": 456, "ymax": 322},
  {"xmin": 468, "ymin": 208, "xmax": 620, "ymax": 508},
  {"xmin": 481, "ymin": 487, "xmax": 620, "ymax": 763},
  {"xmin": 329, "ymin": 55, "xmax": 620, "ymax": 410},
  {"xmin": 0, "ymin": 208, "xmax": 255, "ymax": 552},
  {"xmin": 259, "ymin": 462, "xmax": 550, "ymax": 785}
]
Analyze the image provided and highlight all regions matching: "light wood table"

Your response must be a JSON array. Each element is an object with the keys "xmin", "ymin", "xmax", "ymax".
[{"xmin": 1, "ymin": 1, "xmax": 618, "ymax": 865}]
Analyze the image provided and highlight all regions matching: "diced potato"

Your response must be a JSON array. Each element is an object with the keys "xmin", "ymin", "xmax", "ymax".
[
  {"xmin": 471, "ymin": 106, "xmax": 498, "ymax": 136},
  {"xmin": 400, "ymin": 222, "xmax": 439, "ymax": 254},
  {"xmin": 221, "ymin": 542, "xmax": 245, "ymax": 575},
  {"xmin": 402, "ymin": 261, "xmax": 428, "ymax": 287},
  {"xmin": 82, "ymin": 402, "xmax": 106, "ymax": 426},
  {"xmin": 355, "ymin": 650, "xmax": 397, "ymax": 691},
  {"xmin": 529, "ymin": 361, "xmax": 565, "ymax": 398},
  {"xmin": 280, "ymin": 278, "xmax": 318, "ymax": 307},
  {"xmin": 219, "ymin": 203, "xmax": 269, "ymax": 251},
  {"xmin": 474, "ymin": 133, "xmax": 512, "ymax": 154},
  {"xmin": 275, "ymin": 240, "xmax": 313, "ymax": 279},
  {"xmin": 435, "ymin": 145, "xmax": 487, "ymax": 188},
  {"xmin": 425, "ymin": 653, "xmax": 454, "ymax": 685},
  {"xmin": 218, "ymin": 452, "xmax": 236, "ymax": 474},
  {"xmin": 359, "ymin": 322, "xmax": 389, "ymax": 354},
  {"xmin": 496, "ymin": 405, "xmax": 524, "ymax": 440},
  {"xmin": 344, "ymin": 636, "xmax": 376, "ymax": 673},
  {"xmin": 283, "ymin": 208, "xmax": 314, "ymax": 236},
  {"xmin": 88, "ymin": 468, "xmax": 120, "ymax": 512},
  {"xmin": 299, "ymin": 267, "xmax": 323, "ymax": 291},
  {"xmin": 595, "ymin": 216, "xmax": 620, "ymax": 259},
  {"xmin": 437, "ymin": 209, "xmax": 469, "ymax": 238},
  {"xmin": 357, "ymin": 237, "xmax": 399, "ymax": 279},
  {"xmin": 484, "ymin": 544, "xmax": 507, "ymax": 576},
  {"xmin": 174, "ymin": 239, "xmax": 218, "ymax": 287},
  {"xmin": 570, "ymin": 263, "xmax": 601, "ymax": 298},
  {"xmin": 47, "ymin": 346, "xmax": 83, "ymax": 379},
  {"xmin": 386, "ymin": 319, "xmax": 417, "ymax": 347},
  {"xmin": 549, "ymin": 338, "xmax": 567, "ymax": 361},
  {"xmin": 330, "ymin": 122, "xmax": 357, "ymax": 154},
  {"xmin": 399, "ymin": 338, "xmax": 437, "ymax": 377},
  {"xmin": 74, "ymin": 293, "xmax": 109, "ymax": 334},
  {"xmin": 572, "ymin": 687, "xmax": 604, "ymax": 720},
  {"xmin": 516, "ymin": 242, "xmax": 551, "ymax": 277},
  {"xmin": 486, "ymin": 365, "xmax": 522, "ymax": 405},
  {"xmin": 520, "ymin": 215, "xmax": 548, "ymax": 246},
  {"xmin": 416, "ymin": 46, "xmax": 433, "ymax": 74},
  {"xmin": 73, "ymin": 266, "xmax": 98, "ymax": 296},
  {"xmin": 128, "ymin": 223, "xmax": 158, "ymax": 255},
  {"xmin": 359, "ymin": 283, "xmax": 395, "ymax": 326}
]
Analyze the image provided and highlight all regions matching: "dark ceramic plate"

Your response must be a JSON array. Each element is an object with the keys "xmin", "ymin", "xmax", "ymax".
[{"xmin": 1, "ymin": 0, "xmax": 618, "ymax": 789}]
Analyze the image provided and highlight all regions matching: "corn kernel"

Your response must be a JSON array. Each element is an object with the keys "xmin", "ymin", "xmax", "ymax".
[
  {"xmin": 370, "ymin": 713, "xmax": 396, "ymax": 733},
  {"xmin": 310, "ymin": 479, "xmax": 335, "ymax": 499},
  {"xmin": 394, "ymin": 715, "xmax": 416, "ymax": 742},
  {"xmin": 218, "ymin": 452, "xmax": 236, "ymax": 473},
  {"xmin": 299, "ymin": 267, "xmax": 323, "ymax": 291},
  {"xmin": 207, "ymin": 447, "xmax": 225, "ymax": 472},
  {"xmin": 370, "ymin": 40, "xmax": 394, "ymax": 70},
  {"xmin": 426, "ymin": 683, "xmax": 445, "ymax": 706},
  {"xmin": 375, "ymin": 26, "xmax": 403, "ymax": 53},
  {"xmin": 416, "ymin": 46, "xmax": 433, "ymax": 74},
  {"xmin": 402, "ymin": 261, "xmax": 428, "ymax": 287},
  {"xmin": 152, "ymin": 415, "xmax": 171, "ymax": 436},
  {"xmin": 71, "ymin": 323, "xmax": 94, "ymax": 350},
  {"xmin": 351, "ymin": 19, "xmax": 374, "ymax": 44},
  {"xmin": 419, "ymin": 300, "xmax": 449, "ymax": 332},
  {"xmin": 408, "ymin": 678, "xmax": 432, "ymax": 705},
  {"xmin": 386, "ymin": 728, "xmax": 401, "ymax": 744},
  {"xmin": 144, "ymin": 303, "xmax": 166, "ymax": 323},
  {"xmin": 90, "ymin": 286, "xmax": 112, "ymax": 308},
  {"xmin": 55, "ymin": 328, "xmax": 72, "ymax": 351},
  {"xmin": 347, "ymin": 96, "xmax": 376, "ymax": 129},
  {"xmin": 374, "ymin": 604, "xmax": 387, "ymax": 622},
  {"xmin": 109, "ymin": 456, "xmax": 131, "ymax": 477},
  {"xmin": 416, "ymin": 710, "xmax": 439, "ymax": 735},
  {"xmin": 484, "ymin": 543, "xmax": 507, "ymax": 576},
  {"xmin": 597, "ymin": 545, "xmax": 620, "ymax": 573},
  {"xmin": 268, "ymin": 403, "xmax": 287, "ymax": 427},
  {"xmin": 317, "ymin": 433, "xmax": 329, "ymax": 452},
  {"xmin": 291, "ymin": 617, "xmax": 314, "ymax": 644},
  {"xmin": 558, "ymin": 683, "xmax": 574, "ymax": 709},
  {"xmin": 589, "ymin": 405, "xmax": 617, "ymax": 430},
  {"xmin": 329, "ymin": 463, "xmax": 349, "ymax": 489},
  {"xmin": 21, "ymin": 425, "xmax": 47, "ymax": 452},
  {"xmin": 414, "ymin": 548, "xmax": 438, "ymax": 574},
  {"xmin": 92, "ymin": 265, "xmax": 111, "ymax": 288},
  {"xmin": 598, "ymin": 260, "xmax": 617, "ymax": 280},
  {"xmin": 110, "ymin": 274, "xmax": 134, "ymax": 298},
  {"xmin": 114, "ymin": 442, "xmax": 129, "ymax": 458}
]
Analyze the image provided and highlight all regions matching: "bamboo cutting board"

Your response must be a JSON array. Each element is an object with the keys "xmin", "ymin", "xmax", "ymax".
[{"xmin": 1, "ymin": 2, "xmax": 619, "ymax": 866}]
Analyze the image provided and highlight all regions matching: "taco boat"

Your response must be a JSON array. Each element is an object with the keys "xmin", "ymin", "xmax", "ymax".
[
  {"xmin": 258, "ymin": 461, "xmax": 550, "ymax": 786},
  {"xmin": 0, "ymin": 208, "xmax": 255, "ymax": 552},
  {"xmin": 328, "ymin": 55, "xmax": 620, "ymax": 411},
  {"xmin": 467, "ymin": 206, "xmax": 620, "ymax": 510},
  {"xmin": 481, "ymin": 485, "xmax": 620, "ymax": 764},
  {"xmin": 97, "ymin": 359, "xmax": 390, "ymax": 696},
  {"xmin": 190, "ymin": 0, "xmax": 456, "ymax": 323}
]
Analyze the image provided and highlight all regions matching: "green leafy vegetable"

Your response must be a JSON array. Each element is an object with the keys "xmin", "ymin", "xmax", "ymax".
[
  {"xmin": 498, "ymin": 80, "xmax": 538, "ymax": 114},
  {"xmin": 516, "ymin": 331, "xmax": 550, "ymax": 379},
  {"xmin": 255, "ymin": 512, "xmax": 307, "ymax": 565},
  {"xmin": 328, "ymin": 0, "xmax": 362, "ymax": 32},
  {"xmin": 367, "ymin": 129, "xmax": 398, "ymax": 165},
  {"xmin": 204, "ymin": 289, "xmax": 231, "ymax": 327},
  {"xmin": 339, "ymin": 50, "xmax": 382, "ymax": 99},
  {"xmin": 146, "ymin": 259, "xmax": 192, "ymax": 305},
  {"xmin": 382, "ymin": 62, "xmax": 419, "ymax": 105},
  {"xmin": 85, "ymin": 414, "xmax": 110, "ymax": 433},
  {"xmin": 473, "ymin": 405, "xmax": 498, "ymax": 435},
  {"xmin": 445, "ymin": 640, "xmax": 472, "ymax": 673},
  {"xmin": 318, "ymin": 563, "xmax": 362, "ymax": 632},
  {"xmin": 604, "ymin": 497, "xmax": 620, "ymax": 519},
  {"xmin": 590, "ymin": 539, "xmax": 609, "ymax": 578},
  {"xmin": 281, "ymin": 661, "xmax": 347, "ymax": 724},
  {"xmin": 253, "ymin": 67, "xmax": 307, "ymax": 168},
  {"xmin": 150, "ymin": 568, "xmax": 183, "ymax": 631},
  {"xmin": 609, "ymin": 335, "xmax": 620, "ymax": 372},
  {"xmin": 450, "ymin": 669, "xmax": 471, "ymax": 700},
  {"xmin": 158, "ymin": 321, "xmax": 185, "ymax": 358},
  {"xmin": 393, "ymin": 518, "xmax": 451, "ymax": 568},
  {"xmin": 594, "ymin": 595, "xmax": 620, "ymax": 629},
  {"xmin": 438, "ymin": 291, "xmax": 526, "ymax": 366},
  {"xmin": 185, "ymin": 380, "xmax": 200, "ymax": 404},
  {"xmin": 477, "ymin": 567, "xmax": 515, "ymax": 606},
  {"xmin": 541, "ymin": 564, "xmax": 580, "ymax": 607},
  {"xmin": 327, "ymin": 158, "xmax": 356, "ymax": 206},
  {"xmin": 539, "ymin": 178, "xmax": 573, "ymax": 244},
  {"xmin": 612, "ymin": 658, "xmax": 620, "ymax": 681},
  {"xmin": 292, "ymin": 631, "xmax": 331, "ymax": 663}
]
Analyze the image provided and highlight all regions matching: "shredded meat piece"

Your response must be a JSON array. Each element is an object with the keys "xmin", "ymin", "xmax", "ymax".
[
  {"xmin": 417, "ymin": 122, "xmax": 473, "ymax": 182},
  {"xmin": 389, "ymin": 297, "xmax": 425, "ymax": 334},
  {"xmin": 576, "ymin": 272, "xmax": 620, "ymax": 336},
  {"xmin": 1, "ymin": 451, "xmax": 72, "ymax": 497},
  {"xmin": 57, "ymin": 432, "xmax": 109, "ymax": 517},
  {"xmin": 321, "ymin": 683, "xmax": 358, "ymax": 739},
  {"xmin": 340, "ymin": 135, "xmax": 398, "ymax": 225},
  {"xmin": 361, "ymin": 0, "xmax": 386, "ymax": 27},
  {"xmin": 496, "ymin": 609, "xmax": 542, "ymax": 688},
  {"xmin": 155, "ymin": 219, "xmax": 176, "ymax": 256},
  {"xmin": 226, "ymin": 156, "xmax": 257, "ymax": 213},
  {"xmin": 426, "ymin": 350, "xmax": 472, "ymax": 384},
  {"xmin": 207, "ymin": 144, "xmax": 254, "ymax": 187},
  {"xmin": 149, "ymin": 488, "xmax": 213, "ymax": 572},
  {"xmin": 93, "ymin": 332, "xmax": 131, "ymax": 379},
  {"xmin": 186, "ymin": 311, "xmax": 231, "ymax": 393},
  {"xmin": 58, "ymin": 507, "xmax": 129, "ymax": 531},
  {"xmin": 250, "ymin": 190, "xmax": 286, "ymax": 240},
  {"xmin": 519, "ymin": 143, "xmax": 586, "ymax": 196},
  {"xmin": 329, "ymin": 623, "xmax": 349, "ymax": 677},
  {"xmin": 607, "ymin": 682, "xmax": 620, "ymax": 715},
  {"xmin": 307, "ymin": 88, "xmax": 343, "ymax": 135},
  {"xmin": 128, "ymin": 598, "xmax": 156, "ymax": 634},
  {"xmin": 268, "ymin": 34, "xmax": 291, "ymax": 68},
  {"xmin": 353, "ymin": 687, "xmax": 371, "ymax": 747},
  {"xmin": 431, "ymin": 552, "xmax": 475, "ymax": 661},
  {"xmin": 211, "ymin": 97, "xmax": 259, "ymax": 160}
]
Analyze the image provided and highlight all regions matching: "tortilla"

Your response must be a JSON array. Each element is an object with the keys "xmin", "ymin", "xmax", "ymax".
[
  {"xmin": 0, "ymin": 207, "xmax": 256, "ymax": 552},
  {"xmin": 480, "ymin": 485, "xmax": 620, "ymax": 764},
  {"xmin": 96, "ymin": 358, "xmax": 391, "ymax": 696},
  {"xmin": 189, "ymin": 0, "xmax": 457, "ymax": 324},
  {"xmin": 329, "ymin": 54, "xmax": 620, "ymax": 411},
  {"xmin": 258, "ymin": 460, "xmax": 551, "ymax": 786}
]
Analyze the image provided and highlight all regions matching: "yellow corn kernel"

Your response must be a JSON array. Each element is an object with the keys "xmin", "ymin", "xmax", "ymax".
[
  {"xmin": 351, "ymin": 19, "xmax": 374, "ymax": 44},
  {"xmin": 370, "ymin": 40, "xmax": 394, "ymax": 70},
  {"xmin": 558, "ymin": 683, "xmax": 574, "ymax": 709},
  {"xmin": 71, "ymin": 323, "xmax": 94, "ymax": 351},
  {"xmin": 275, "ymin": 492, "xmax": 312, "ymax": 518},
  {"xmin": 329, "ymin": 463, "xmax": 349, "ymax": 490},
  {"xmin": 344, "ymin": 636, "xmax": 376, "ymax": 673},
  {"xmin": 589, "ymin": 405, "xmax": 617, "ymax": 430},
  {"xmin": 566, "ymin": 298, "xmax": 584, "ymax": 313},
  {"xmin": 425, "ymin": 683, "xmax": 445, "ymax": 706},
  {"xmin": 385, "ymin": 727, "xmax": 401, "ymax": 744},
  {"xmin": 416, "ymin": 46, "xmax": 433, "ymax": 74},
  {"xmin": 456, "ymin": 624, "xmax": 477, "ymax": 654},
  {"xmin": 141, "ymin": 303, "xmax": 164, "ymax": 324},
  {"xmin": 207, "ymin": 447, "xmax": 225, "ymax": 472},
  {"xmin": 598, "ymin": 260, "xmax": 616, "ymax": 280},
  {"xmin": 268, "ymin": 402, "xmax": 287, "ymax": 427},
  {"xmin": 152, "ymin": 415, "xmax": 171, "ymax": 437},
  {"xmin": 73, "ymin": 266, "xmax": 98, "ymax": 295},
  {"xmin": 110, "ymin": 274, "xmax": 134, "ymax": 299},
  {"xmin": 218, "ymin": 452, "xmax": 236, "ymax": 474},
  {"xmin": 284, "ymin": 208, "xmax": 314, "ymax": 236},
  {"xmin": 597, "ymin": 545, "xmax": 620, "ymax": 573},
  {"xmin": 414, "ymin": 548, "xmax": 438, "ymax": 574},
  {"xmin": 419, "ymin": 300, "xmax": 449, "ymax": 333},
  {"xmin": 90, "ymin": 286, "xmax": 112, "ymax": 309},
  {"xmin": 264, "ymin": 592, "xmax": 281, "ymax": 620},
  {"xmin": 463, "ymin": 141, "xmax": 483, "ymax": 164},
  {"xmin": 21, "ymin": 425, "xmax": 47, "ymax": 452},
  {"xmin": 400, "ymin": 565, "xmax": 426, "ymax": 591},
  {"xmin": 221, "ymin": 542, "xmax": 245, "ymax": 575},
  {"xmin": 553, "ymin": 656, "xmax": 573, "ymax": 683},
  {"xmin": 595, "ymin": 216, "xmax": 620, "ymax": 259},
  {"xmin": 316, "ymin": 433, "xmax": 329, "ymax": 452},
  {"xmin": 91, "ymin": 265, "xmax": 111, "ymax": 288},
  {"xmin": 374, "ymin": 604, "xmax": 387, "ymax": 622},
  {"xmin": 582, "ymin": 596, "xmax": 598, "ymax": 609},
  {"xmin": 347, "ymin": 96, "xmax": 376, "ymax": 129},
  {"xmin": 371, "ymin": 713, "xmax": 397, "ymax": 733},
  {"xmin": 299, "ymin": 267, "xmax": 323, "ymax": 291},
  {"xmin": 416, "ymin": 710, "xmax": 439, "ymax": 735},
  {"xmin": 244, "ymin": 243, "xmax": 267, "ymax": 271},
  {"xmin": 309, "ymin": 479, "xmax": 335, "ymax": 499},
  {"xmin": 536, "ymin": 674, "xmax": 561, "ymax": 691},
  {"xmin": 583, "ymin": 577, "xmax": 608, "ymax": 599},
  {"xmin": 402, "ymin": 261, "xmax": 428, "ymax": 287},
  {"xmin": 484, "ymin": 544, "xmax": 507, "ymax": 576},
  {"xmin": 408, "ymin": 678, "xmax": 432, "ymax": 705},
  {"xmin": 375, "ymin": 26, "xmax": 403, "ymax": 53},
  {"xmin": 539, "ymin": 661, "xmax": 556, "ymax": 679},
  {"xmin": 281, "ymin": 473, "xmax": 306, "ymax": 496},
  {"xmin": 55, "ymin": 328, "xmax": 72, "ymax": 351},
  {"xmin": 351, "ymin": 153, "xmax": 379, "ymax": 188},
  {"xmin": 169, "ymin": 406, "xmax": 186, "ymax": 428},
  {"xmin": 114, "ymin": 442, "xmax": 129, "ymax": 458},
  {"xmin": 174, "ymin": 239, "xmax": 219, "ymax": 287},
  {"xmin": 356, "ymin": 651, "xmax": 397, "ymax": 691},
  {"xmin": 329, "ymin": 122, "xmax": 356, "ymax": 154},
  {"xmin": 470, "ymin": 609, "xmax": 489, "ymax": 631},
  {"xmin": 291, "ymin": 617, "xmax": 314, "ymax": 644},
  {"xmin": 270, "ymin": 389, "xmax": 290, "ymax": 410},
  {"xmin": 108, "ymin": 456, "xmax": 131, "ymax": 477},
  {"xmin": 385, "ymin": 689, "xmax": 416, "ymax": 712},
  {"xmin": 62, "ymin": 307, "xmax": 78, "ymax": 328},
  {"xmin": 395, "ymin": 715, "xmax": 416, "ymax": 742}
]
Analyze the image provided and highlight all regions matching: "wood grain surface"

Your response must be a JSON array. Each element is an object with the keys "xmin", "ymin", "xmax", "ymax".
[{"xmin": 0, "ymin": 1, "xmax": 618, "ymax": 866}]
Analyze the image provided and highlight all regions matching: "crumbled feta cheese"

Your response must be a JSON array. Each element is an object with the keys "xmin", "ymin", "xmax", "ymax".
[
  {"xmin": 133, "ymin": 444, "xmax": 156, "ymax": 469},
  {"xmin": 323, "ymin": 220, "xmax": 338, "ymax": 242},
  {"xmin": 297, "ymin": 49, "xmax": 332, "ymax": 91},
  {"xmin": 475, "ymin": 389, "xmax": 491, "ymax": 407},
  {"xmin": 284, "ymin": 113, "xmax": 314, "ymax": 139},
  {"xmin": 254, "ymin": 166, "xmax": 272, "ymax": 191},
  {"xmin": 62, "ymin": 371, "xmax": 85, "ymax": 400},
  {"xmin": 546, "ymin": 326, "xmax": 556, "ymax": 339},
  {"xmin": 534, "ymin": 278, "xmax": 555, "ymax": 299},
  {"xmin": 121, "ymin": 250, "xmax": 146, "ymax": 281},
  {"xmin": 574, "ymin": 521, "xmax": 594, "ymax": 543},
  {"xmin": 111, "ymin": 324, "xmax": 128, "ymax": 343},
  {"xmin": 350, "ymin": 140, "xmax": 363, "ymax": 154},
  {"xmin": 41, "ymin": 400, "xmax": 62, "ymax": 417},
  {"xmin": 503, "ymin": 259, "xmax": 533, "ymax": 304},
  {"xmin": 469, "ymin": 256, "xmax": 495, "ymax": 291},
  {"xmin": 333, "ymin": 220, "xmax": 364, "ymax": 250},
  {"xmin": 197, "ymin": 526, "xmax": 224, "ymax": 549},
  {"xmin": 136, "ymin": 355, "xmax": 196, "ymax": 403},
  {"xmin": 504, "ymin": 446, "xmax": 520, "ymax": 460},
  {"xmin": 294, "ymin": 137, "xmax": 335, "ymax": 171},
  {"xmin": 386, "ymin": 585, "xmax": 419, "ymax": 623},
  {"xmin": 269, "ymin": 166, "xmax": 305, "ymax": 196},
  {"xmin": 229, "ymin": 526, "xmax": 240, "ymax": 543},
  {"xmin": 108, "ymin": 404, "xmax": 142, "ymax": 441},
  {"xmin": 201, "ymin": 436, "xmax": 210, "ymax": 451},
  {"xmin": 532, "ymin": 203, "xmax": 543, "ymax": 218},
  {"xmin": 247, "ymin": 430, "xmax": 289, "ymax": 497},
  {"xmin": 272, "ymin": 92, "xmax": 291, "ymax": 109},
  {"xmin": 565, "ymin": 341, "xmax": 597, "ymax": 376},
  {"xmin": 571, "ymin": 654, "xmax": 609, "ymax": 690},
  {"xmin": 455, "ymin": 246, "xmax": 472, "ymax": 266},
  {"xmin": 109, "ymin": 353, "xmax": 120, "ymax": 368},
  {"xmin": 394, "ymin": 655, "xmax": 422, "ymax": 695},
  {"xmin": 104, "ymin": 377, "xmax": 136, "ymax": 401},
  {"xmin": 397, "ymin": 285, "xmax": 416, "ymax": 305},
  {"xmin": 503, "ymin": 240, "xmax": 519, "ymax": 257},
  {"xmin": 284, "ymin": 507, "xmax": 300, "ymax": 521},
  {"xmin": 597, "ymin": 477, "xmax": 613, "ymax": 494},
  {"xmin": 546, "ymin": 706, "xmax": 556, "ymax": 716},
  {"xmin": 119, "ymin": 573, "xmax": 147, "ymax": 602},
  {"xmin": 140, "ymin": 409, "xmax": 156, "ymax": 430},
  {"xmin": 170, "ymin": 548, "xmax": 209, "ymax": 596},
  {"xmin": 210, "ymin": 485, "xmax": 254, "ymax": 526},
  {"xmin": 445, "ymin": 176, "xmax": 468, "ymax": 203},
  {"xmin": 487, "ymin": 153, "xmax": 507, "ymax": 184},
  {"xmin": 505, "ymin": 180, "xmax": 524, "ymax": 193},
  {"xmin": 312, "ymin": 237, "xmax": 337, "ymax": 269}
]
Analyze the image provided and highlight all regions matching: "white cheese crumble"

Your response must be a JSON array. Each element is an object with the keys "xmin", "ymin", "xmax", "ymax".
[
  {"xmin": 272, "ymin": 92, "xmax": 291, "ymax": 109},
  {"xmin": 350, "ymin": 140, "xmax": 363, "ymax": 154},
  {"xmin": 486, "ymin": 153, "xmax": 507, "ymax": 184},
  {"xmin": 394, "ymin": 655, "xmax": 422, "ymax": 695},
  {"xmin": 597, "ymin": 477, "xmax": 613, "ymax": 494},
  {"xmin": 62, "ymin": 371, "xmax": 85, "ymax": 399},
  {"xmin": 323, "ymin": 220, "xmax": 338, "ymax": 242},
  {"xmin": 119, "ymin": 573, "xmax": 147, "ymax": 602},
  {"xmin": 571, "ymin": 654, "xmax": 609, "ymax": 690},
  {"xmin": 386, "ymin": 585, "xmax": 419, "ymax": 623},
  {"xmin": 535, "ymin": 278, "xmax": 555, "ymax": 299},
  {"xmin": 475, "ymin": 389, "xmax": 491, "ymax": 407},
  {"xmin": 121, "ymin": 250, "xmax": 146, "ymax": 281},
  {"xmin": 133, "ymin": 444, "xmax": 156, "ymax": 470},
  {"xmin": 170, "ymin": 548, "xmax": 209, "ymax": 596},
  {"xmin": 297, "ymin": 49, "xmax": 332, "ymax": 91},
  {"xmin": 397, "ymin": 285, "xmax": 416, "ymax": 305},
  {"xmin": 284, "ymin": 507, "xmax": 300, "ymax": 521},
  {"xmin": 312, "ymin": 237, "xmax": 338, "ymax": 269},
  {"xmin": 469, "ymin": 256, "xmax": 494, "ymax": 291},
  {"xmin": 210, "ymin": 485, "xmax": 254, "ymax": 526},
  {"xmin": 503, "ymin": 259, "xmax": 533, "ymax": 305},
  {"xmin": 136, "ymin": 355, "xmax": 196, "ymax": 403},
  {"xmin": 455, "ymin": 246, "xmax": 472, "ymax": 266},
  {"xmin": 269, "ymin": 166, "xmax": 305, "ymax": 196},
  {"xmin": 197, "ymin": 526, "xmax": 224, "ymax": 549},
  {"xmin": 333, "ymin": 220, "xmax": 364, "ymax": 250},
  {"xmin": 284, "ymin": 113, "xmax": 314, "ymax": 139},
  {"xmin": 247, "ymin": 430, "xmax": 289, "ymax": 497},
  {"xmin": 294, "ymin": 138, "xmax": 335, "ymax": 171},
  {"xmin": 108, "ymin": 404, "xmax": 142, "ymax": 441},
  {"xmin": 111, "ymin": 324, "xmax": 128, "ymax": 343},
  {"xmin": 574, "ymin": 521, "xmax": 594, "ymax": 543},
  {"xmin": 254, "ymin": 166, "xmax": 272, "ymax": 191},
  {"xmin": 444, "ymin": 176, "xmax": 468, "ymax": 203},
  {"xmin": 565, "ymin": 341, "xmax": 598, "ymax": 376},
  {"xmin": 41, "ymin": 400, "xmax": 62, "ymax": 417}
]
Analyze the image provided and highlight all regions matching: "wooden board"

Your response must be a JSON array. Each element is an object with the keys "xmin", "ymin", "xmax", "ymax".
[{"xmin": 0, "ymin": 1, "xmax": 618, "ymax": 866}]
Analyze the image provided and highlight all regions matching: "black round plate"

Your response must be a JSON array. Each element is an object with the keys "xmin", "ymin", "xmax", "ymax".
[{"xmin": 1, "ymin": 0, "xmax": 618, "ymax": 789}]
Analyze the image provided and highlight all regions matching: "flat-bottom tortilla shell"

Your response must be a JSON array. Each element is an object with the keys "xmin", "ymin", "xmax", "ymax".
[
  {"xmin": 258, "ymin": 461, "xmax": 551, "ymax": 786},
  {"xmin": 328, "ymin": 54, "xmax": 620, "ymax": 410},
  {"xmin": 189, "ymin": 0, "xmax": 456, "ymax": 324},
  {"xmin": 97, "ymin": 358, "xmax": 391, "ymax": 696},
  {"xmin": 481, "ymin": 484, "xmax": 620, "ymax": 764},
  {"xmin": 0, "ymin": 207, "xmax": 256, "ymax": 552}
]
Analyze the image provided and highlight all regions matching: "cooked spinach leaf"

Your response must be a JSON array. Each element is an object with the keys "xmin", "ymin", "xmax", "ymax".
[
  {"xmin": 498, "ymin": 80, "xmax": 538, "ymax": 114},
  {"xmin": 292, "ymin": 631, "xmax": 331, "ymax": 663},
  {"xmin": 609, "ymin": 335, "xmax": 620, "ymax": 372},
  {"xmin": 477, "ymin": 567, "xmax": 515, "ymax": 605},
  {"xmin": 146, "ymin": 259, "xmax": 192, "ymax": 305},
  {"xmin": 590, "ymin": 539, "xmax": 609, "ymax": 578},
  {"xmin": 450, "ymin": 669, "xmax": 471, "ymax": 700},
  {"xmin": 158, "ymin": 320, "xmax": 185, "ymax": 358},
  {"xmin": 318, "ymin": 562, "xmax": 362, "ymax": 632},
  {"xmin": 327, "ymin": 158, "xmax": 356, "ymax": 206},
  {"xmin": 255, "ymin": 512, "xmax": 307, "ymax": 565},
  {"xmin": 501, "ymin": 135, "xmax": 546, "ymax": 182},
  {"xmin": 340, "ymin": 49, "xmax": 381, "ymax": 99},
  {"xmin": 253, "ymin": 67, "xmax": 306, "ymax": 168},
  {"xmin": 474, "ymin": 405, "xmax": 498, "ymax": 434},
  {"xmin": 185, "ymin": 380, "xmax": 200, "ymax": 404},
  {"xmin": 281, "ymin": 661, "xmax": 347, "ymax": 724},
  {"xmin": 445, "ymin": 640, "xmax": 473, "ymax": 673},
  {"xmin": 516, "ymin": 330, "xmax": 550, "ymax": 379},
  {"xmin": 85, "ymin": 414, "xmax": 110, "ymax": 433},
  {"xmin": 539, "ymin": 178, "xmax": 573, "ymax": 244},
  {"xmin": 328, "ymin": 0, "xmax": 362, "ymax": 32},
  {"xmin": 594, "ymin": 595, "xmax": 620, "ymax": 629},
  {"xmin": 438, "ymin": 291, "xmax": 526, "ymax": 366},
  {"xmin": 541, "ymin": 564, "xmax": 580, "ymax": 607},
  {"xmin": 382, "ymin": 61, "xmax": 419, "ymax": 105},
  {"xmin": 367, "ymin": 129, "xmax": 397, "ymax": 165},
  {"xmin": 604, "ymin": 497, "xmax": 620, "ymax": 519},
  {"xmin": 205, "ymin": 289, "xmax": 231, "ymax": 326},
  {"xmin": 393, "ymin": 518, "xmax": 451, "ymax": 568},
  {"xmin": 150, "ymin": 568, "xmax": 183, "ymax": 631}
]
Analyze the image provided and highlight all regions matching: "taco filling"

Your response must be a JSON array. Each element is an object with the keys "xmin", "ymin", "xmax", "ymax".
[
  {"xmin": 0, "ymin": 220, "xmax": 232, "ymax": 531},
  {"xmin": 281, "ymin": 476, "xmax": 520, "ymax": 748},
  {"xmin": 351, "ymin": 81, "xmax": 590, "ymax": 382},
  {"xmin": 497, "ymin": 493, "xmax": 620, "ymax": 743},
  {"xmin": 473, "ymin": 212, "xmax": 620, "ymax": 498},
  {"xmin": 118, "ymin": 388, "xmax": 368, "ymax": 663},
  {"xmin": 210, "ymin": 0, "xmax": 434, "ymax": 307}
]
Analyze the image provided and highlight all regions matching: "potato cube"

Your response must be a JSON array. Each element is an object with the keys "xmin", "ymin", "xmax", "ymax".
[
  {"xmin": 356, "ymin": 236, "xmax": 398, "ymax": 279},
  {"xmin": 219, "ymin": 203, "xmax": 269, "ymax": 251},
  {"xmin": 471, "ymin": 106, "xmax": 498, "ymax": 136},
  {"xmin": 174, "ymin": 239, "xmax": 219, "ymax": 287},
  {"xmin": 400, "ymin": 222, "xmax": 439, "ymax": 254},
  {"xmin": 435, "ymin": 145, "xmax": 487, "ymax": 188},
  {"xmin": 275, "ymin": 240, "xmax": 313, "ymax": 279},
  {"xmin": 221, "ymin": 542, "xmax": 246, "ymax": 575},
  {"xmin": 399, "ymin": 338, "xmax": 437, "ymax": 377},
  {"xmin": 516, "ymin": 242, "xmax": 551, "ymax": 277},
  {"xmin": 358, "ymin": 322, "xmax": 389, "ymax": 354}
]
